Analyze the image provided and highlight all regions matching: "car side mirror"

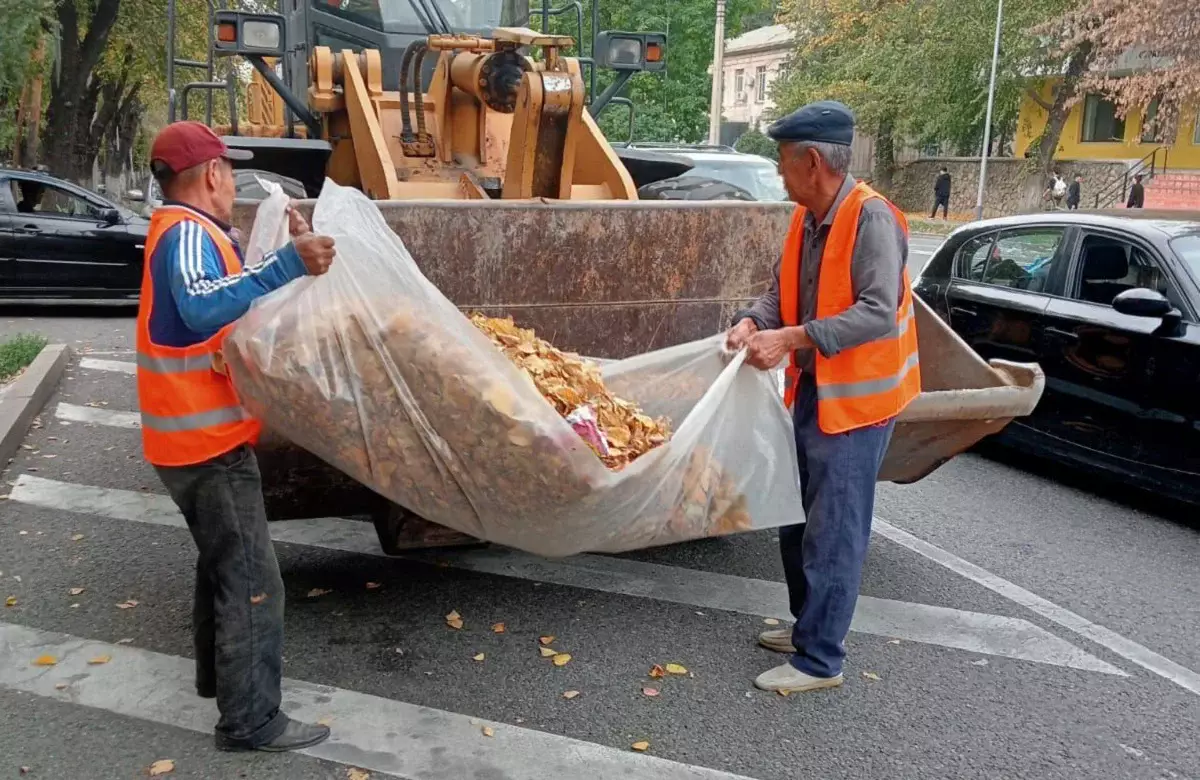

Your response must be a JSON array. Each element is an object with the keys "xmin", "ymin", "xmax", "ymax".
[
  {"xmin": 99, "ymin": 208, "xmax": 122, "ymax": 225},
  {"xmin": 1112, "ymin": 288, "xmax": 1171, "ymax": 318},
  {"xmin": 125, "ymin": 189, "xmax": 144, "ymax": 202}
]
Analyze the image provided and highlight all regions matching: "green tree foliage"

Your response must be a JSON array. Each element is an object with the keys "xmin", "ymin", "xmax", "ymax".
[
  {"xmin": 543, "ymin": 0, "xmax": 773, "ymax": 142},
  {"xmin": 772, "ymin": 0, "xmax": 1086, "ymax": 184},
  {"xmin": 734, "ymin": 128, "xmax": 777, "ymax": 158},
  {"xmin": 0, "ymin": 0, "xmax": 55, "ymax": 159}
]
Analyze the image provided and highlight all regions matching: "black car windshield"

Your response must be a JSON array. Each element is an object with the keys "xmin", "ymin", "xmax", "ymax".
[
  {"xmin": 681, "ymin": 160, "xmax": 789, "ymax": 201},
  {"xmin": 318, "ymin": 0, "xmax": 505, "ymax": 30},
  {"xmin": 1171, "ymin": 234, "xmax": 1200, "ymax": 285}
]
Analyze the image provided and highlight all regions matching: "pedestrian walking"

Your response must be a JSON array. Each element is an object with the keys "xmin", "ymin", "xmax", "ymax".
[
  {"xmin": 726, "ymin": 101, "xmax": 919, "ymax": 693},
  {"xmin": 136, "ymin": 121, "xmax": 336, "ymax": 752},
  {"xmin": 1127, "ymin": 173, "xmax": 1146, "ymax": 208},
  {"xmin": 1066, "ymin": 174, "xmax": 1082, "ymax": 210},
  {"xmin": 1044, "ymin": 171, "xmax": 1068, "ymax": 210},
  {"xmin": 931, "ymin": 166, "xmax": 951, "ymax": 219}
]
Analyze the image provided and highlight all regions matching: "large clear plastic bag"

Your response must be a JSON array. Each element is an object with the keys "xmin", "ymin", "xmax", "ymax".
[
  {"xmin": 241, "ymin": 177, "xmax": 291, "ymax": 267},
  {"xmin": 224, "ymin": 180, "xmax": 803, "ymax": 557}
]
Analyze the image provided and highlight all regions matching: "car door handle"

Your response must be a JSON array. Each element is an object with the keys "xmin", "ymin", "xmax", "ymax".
[
  {"xmin": 14, "ymin": 225, "xmax": 41, "ymax": 234},
  {"xmin": 1045, "ymin": 327, "xmax": 1079, "ymax": 342},
  {"xmin": 951, "ymin": 305, "xmax": 977, "ymax": 317}
]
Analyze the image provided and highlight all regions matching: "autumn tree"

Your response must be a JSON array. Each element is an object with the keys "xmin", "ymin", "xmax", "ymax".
[
  {"xmin": 773, "ymin": 0, "xmax": 1089, "ymax": 190},
  {"xmin": 1062, "ymin": 0, "xmax": 1200, "ymax": 135}
]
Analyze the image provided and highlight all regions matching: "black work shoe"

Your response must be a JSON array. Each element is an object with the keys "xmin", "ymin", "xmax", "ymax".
[{"xmin": 251, "ymin": 720, "xmax": 331, "ymax": 753}]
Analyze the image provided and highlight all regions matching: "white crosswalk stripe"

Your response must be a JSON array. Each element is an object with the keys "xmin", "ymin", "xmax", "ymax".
[
  {"xmin": 0, "ymin": 620, "xmax": 753, "ymax": 780},
  {"xmin": 5, "ymin": 474, "xmax": 1125, "ymax": 676}
]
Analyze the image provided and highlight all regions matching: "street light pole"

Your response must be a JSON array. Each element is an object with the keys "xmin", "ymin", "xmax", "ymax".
[
  {"xmin": 708, "ymin": 0, "xmax": 727, "ymax": 145},
  {"xmin": 975, "ymin": 0, "xmax": 1003, "ymax": 221}
]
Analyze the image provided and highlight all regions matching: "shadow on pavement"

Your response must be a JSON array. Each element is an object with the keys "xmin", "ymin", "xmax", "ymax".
[{"xmin": 974, "ymin": 440, "xmax": 1200, "ymax": 529}]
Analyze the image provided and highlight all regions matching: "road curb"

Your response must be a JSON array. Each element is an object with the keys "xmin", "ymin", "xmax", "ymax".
[{"xmin": 0, "ymin": 344, "xmax": 71, "ymax": 467}]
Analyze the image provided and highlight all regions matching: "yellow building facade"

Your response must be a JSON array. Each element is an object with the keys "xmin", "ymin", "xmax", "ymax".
[{"xmin": 1015, "ymin": 79, "xmax": 1200, "ymax": 170}]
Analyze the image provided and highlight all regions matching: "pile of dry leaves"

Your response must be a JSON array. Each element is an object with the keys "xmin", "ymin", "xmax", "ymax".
[{"xmin": 469, "ymin": 315, "xmax": 669, "ymax": 471}]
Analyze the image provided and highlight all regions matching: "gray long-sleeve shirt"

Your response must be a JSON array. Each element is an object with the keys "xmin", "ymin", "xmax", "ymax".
[{"xmin": 736, "ymin": 175, "xmax": 908, "ymax": 374}]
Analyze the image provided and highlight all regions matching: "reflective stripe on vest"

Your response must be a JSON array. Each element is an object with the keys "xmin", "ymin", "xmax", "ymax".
[
  {"xmin": 779, "ymin": 183, "xmax": 921, "ymax": 434},
  {"xmin": 135, "ymin": 206, "xmax": 261, "ymax": 467}
]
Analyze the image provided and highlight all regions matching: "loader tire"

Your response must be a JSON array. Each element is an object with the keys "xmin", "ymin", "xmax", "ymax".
[{"xmin": 636, "ymin": 176, "xmax": 756, "ymax": 202}]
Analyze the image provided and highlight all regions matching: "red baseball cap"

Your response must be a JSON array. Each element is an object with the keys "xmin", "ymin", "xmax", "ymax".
[{"xmin": 149, "ymin": 121, "xmax": 252, "ymax": 175}]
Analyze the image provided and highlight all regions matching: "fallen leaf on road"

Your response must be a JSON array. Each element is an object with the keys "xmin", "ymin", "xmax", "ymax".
[
  {"xmin": 346, "ymin": 769, "xmax": 370, "ymax": 780},
  {"xmin": 538, "ymin": 635, "xmax": 555, "ymax": 645},
  {"xmin": 446, "ymin": 610, "xmax": 464, "ymax": 630},
  {"xmin": 249, "ymin": 593, "xmax": 268, "ymax": 605},
  {"xmin": 971, "ymin": 659, "xmax": 989, "ymax": 667},
  {"xmin": 482, "ymin": 726, "xmax": 495, "ymax": 738},
  {"xmin": 88, "ymin": 655, "xmax": 111, "ymax": 665},
  {"xmin": 19, "ymin": 768, "xmax": 30, "ymax": 775},
  {"xmin": 148, "ymin": 759, "xmax": 175, "ymax": 776},
  {"xmin": 55, "ymin": 683, "xmax": 68, "ymax": 690},
  {"xmin": 365, "ymin": 581, "xmax": 382, "ymax": 590},
  {"xmin": 642, "ymin": 687, "xmax": 660, "ymax": 697},
  {"xmin": 552, "ymin": 653, "xmax": 572, "ymax": 667},
  {"xmin": 116, "ymin": 600, "xmax": 139, "ymax": 609},
  {"xmin": 68, "ymin": 588, "xmax": 85, "ymax": 596},
  {"xmin": 32, "ymin": 655, "xmax": 57, "ymax": 666},
  {"xmin": 777, "ymin": 689, "xmax": 793, "ymax": 697},
  {"xmin": 318, "ymin": 717, "xmax": 334, "ymax": 727},
  {"xmin": 116, "ymin": 638, "xmax": 134, "ymax": 645},
  {"xmin": 13, "ymin": 576, "xmax": 21, "ymax": 583},
  {"xmin": 473, "ymin": 653, "xmax": 485, "ymax": 662},
  {"xmin": 306, "ymin": 588, "xmax": 332, "ymax": 598},
  {"xmin": 70, "ymin": 603, "xmax": 80, "ymax": 609},
  {"xmin": 763, "ymin": 618, "xmax": 780, "ymax": 626},
  {"xmin": 665, "ymin": 663, "xmax": 688, "ymax": 675},
  {"xmin": 648, "ymin": 664, "xmax": 665, "ymax": 679},
  {"xmin": 631, "ymin": 741, "xmax": 650, "ymax": 752},
  {"xmin": 70, "ymin": 534, "xmax": 84, "ymax": 542},
  {"xmin": 492, "ymin": 622, "xmax": 506, "ymax": 633},
  {"xmin": 43, "ymin": 454, "xmax": 56, "ymax": 459},
  {"xmin": 539, "ymin": 647, "xmax": 557, "ymax": 657},
  {"xmin": 5, "ymin": 596, "xmax": 15, "ymax": 607},
  {"xmin": 887, "ymin": 639, "xmax": 901, "ymax": 645},
  {"xmin": 862, "ymin": 671, "xmax": 881, "ymax": 681},
  {"xmin": 562, "ymin": 690, "xmax": 580, "ymax": 699},
  {"xmin": 19, "ymin": 530, "xmax": 28, "ymax": 535}
]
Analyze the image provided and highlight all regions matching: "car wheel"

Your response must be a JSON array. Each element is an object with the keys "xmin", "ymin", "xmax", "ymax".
[{"xmin": 637, "ymin": 176, "xmax": 757, "ymax": 202}]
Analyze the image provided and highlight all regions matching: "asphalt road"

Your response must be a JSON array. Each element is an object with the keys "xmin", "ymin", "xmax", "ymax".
[{"xmin": 4, "ymin": 234, "xmax": 1200, "ymax": 780}]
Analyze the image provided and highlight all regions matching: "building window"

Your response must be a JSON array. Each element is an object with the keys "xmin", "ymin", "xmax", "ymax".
[
  {"xmin": 755, "ymin": 66, "xmax": 767, "ymax": 103},
  {"xmin": 1141, "ymin": 98, "xmax": 1162, "ymax": 143},
  {"xmin": 1081, "ymin": 94, "xmax": 1126, "ymax": 142},
  {"xmin": 1193, "ymin": 112, "xmax": 1200, "ymax": 145},
  {"xmin": 735, "ymin": 69, "xmax": 746, "ymax": 104}
]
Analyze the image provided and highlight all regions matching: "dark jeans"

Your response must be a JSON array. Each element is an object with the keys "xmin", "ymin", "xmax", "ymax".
[
  {"xmin": 781, "ymin": 378, "xmax": 895, "ymax": 678},
  {"xmin": 931, "ymin": 196, "xmax": 949, "ymax": 219},
  {"xmin": 155, "ymin": 444, "xmax": 288, "ymax": 749}
]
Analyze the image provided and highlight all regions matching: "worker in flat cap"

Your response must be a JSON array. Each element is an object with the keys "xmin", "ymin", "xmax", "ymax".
[{"xmin": 727, "ymin": 100, "xmax": 920, "ymax": 693}]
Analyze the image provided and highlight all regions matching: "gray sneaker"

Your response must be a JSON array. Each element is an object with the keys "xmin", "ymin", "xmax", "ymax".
[{"xmin": 758, "ymin": 627, "xmax": 796, "ymax": 654}]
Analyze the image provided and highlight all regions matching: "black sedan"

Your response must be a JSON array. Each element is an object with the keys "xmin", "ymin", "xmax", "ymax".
[
  {"xmin": 913, "ymin": 210, "xmax": 1200, "ymax": 504},
  {"xmin": 0, "ymin": 168, "xmax": 148, "ymax": 300}
]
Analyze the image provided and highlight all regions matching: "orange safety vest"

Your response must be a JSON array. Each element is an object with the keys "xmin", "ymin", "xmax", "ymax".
[
  {"xmin": 135, "ymin": 206, "xmax": 261, "ymax": 467},
  {"xmin": 780, "ymin": 182, "xmax": 920, "ymax": 434}
]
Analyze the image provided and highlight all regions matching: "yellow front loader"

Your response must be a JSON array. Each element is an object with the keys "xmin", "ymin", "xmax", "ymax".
[{"xmin": 168, "ymin": 4, "xmax": 1043, "ymax": 552}]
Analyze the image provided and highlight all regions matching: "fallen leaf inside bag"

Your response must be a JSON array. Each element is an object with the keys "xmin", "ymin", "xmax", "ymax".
[
  {"xmin": 470, "ymin": 315, "xmax": 669, "ymax": 471},
  {"xmin": 222, "ymin": 181, "xmax": 803, "ymax": 558}
]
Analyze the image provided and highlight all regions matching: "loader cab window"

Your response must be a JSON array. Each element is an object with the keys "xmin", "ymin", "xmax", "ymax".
[{"xmin": 315, "ymin": 0, "xmax": 505, "ymax": 31}]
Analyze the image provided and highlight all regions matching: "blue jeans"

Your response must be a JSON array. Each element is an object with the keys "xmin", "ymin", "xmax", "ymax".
[
  {"xmin": 155, "ymin": 444, "xmax": 289, "ymax": 749},
  {"xmin": 780, "ymin": 377, "xmax": 895, "ymax": 678}
]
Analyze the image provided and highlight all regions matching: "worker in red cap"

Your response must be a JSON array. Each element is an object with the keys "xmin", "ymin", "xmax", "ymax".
[{"xmin": 136, "ymin": 120, "xmax": 335, "ymax": 753}]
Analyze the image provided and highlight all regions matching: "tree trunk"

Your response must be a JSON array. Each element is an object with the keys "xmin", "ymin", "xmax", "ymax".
[
  {"xmin": 40, "ymin": 0, "xmax": 123, "ymax": 182},
  {"xmin": 872, "ymin": 116, "xmax": 896, "ymax": 192},
  {"xmin": 1031, "ymin": 42, "xmax": 1095, "ymax": 206}
]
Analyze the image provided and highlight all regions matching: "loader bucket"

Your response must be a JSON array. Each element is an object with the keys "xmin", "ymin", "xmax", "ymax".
[{"xmin": 232, "ymin": 199, "xmax": 1043, "ymax": 530}]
